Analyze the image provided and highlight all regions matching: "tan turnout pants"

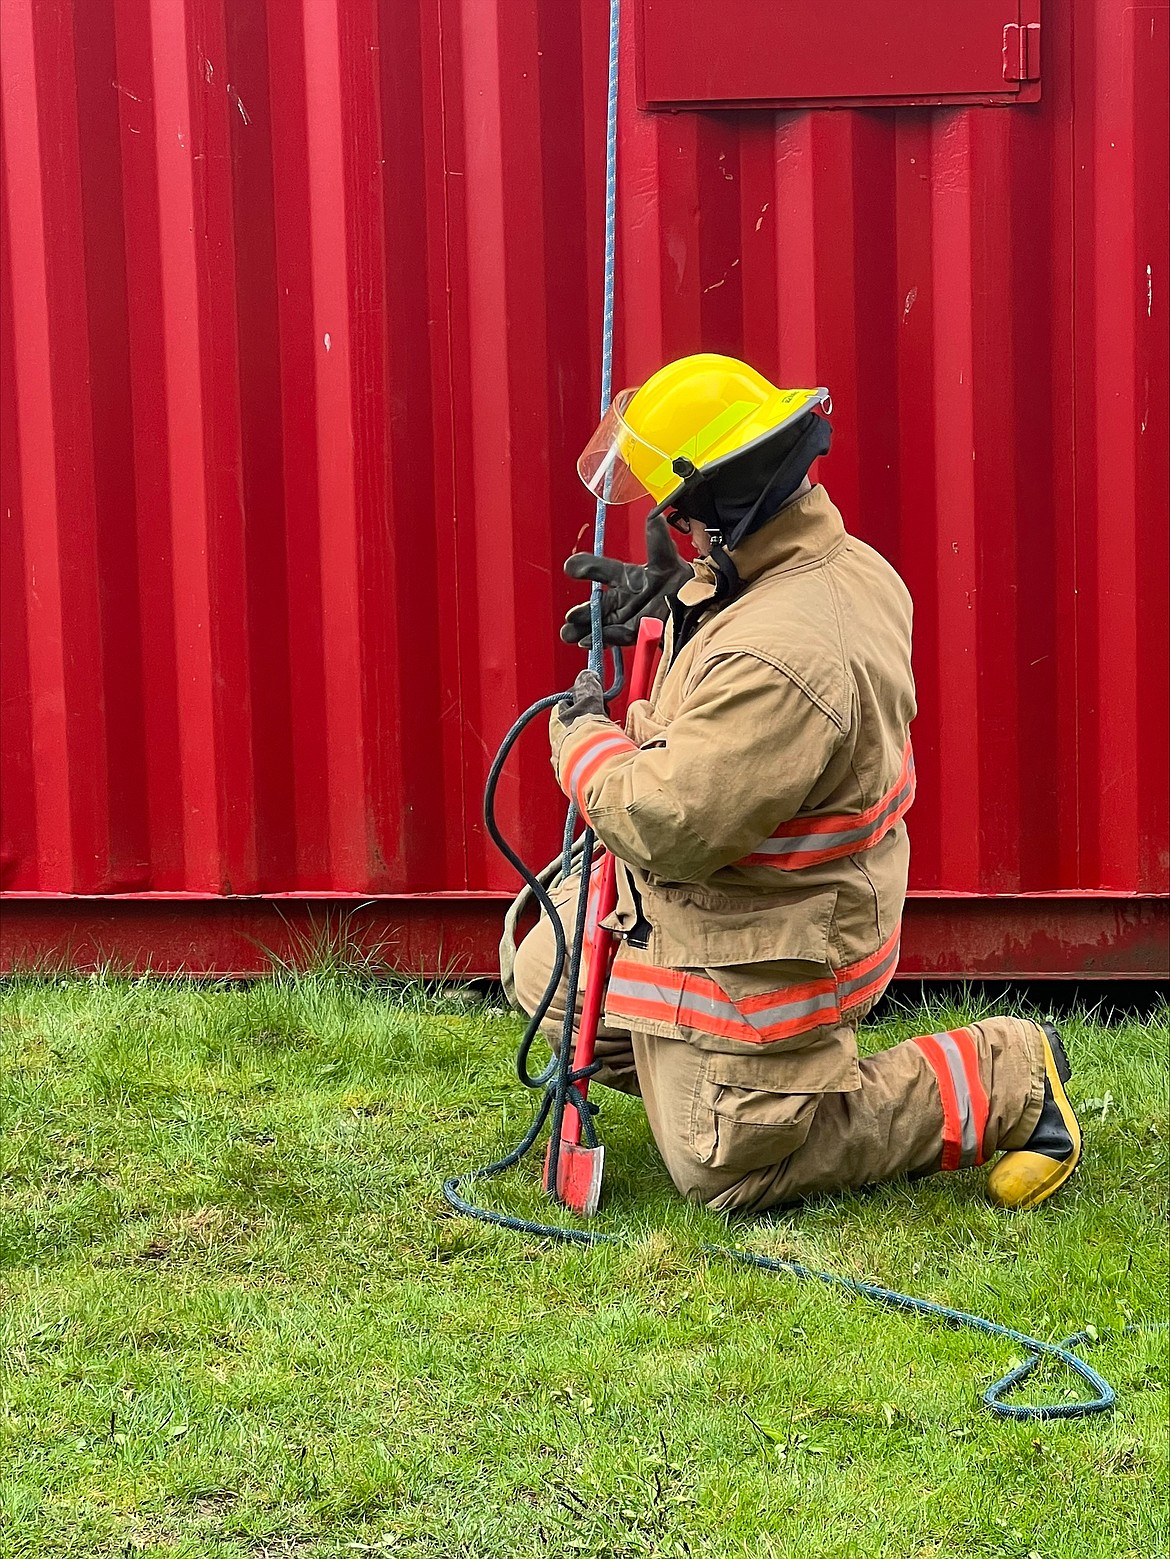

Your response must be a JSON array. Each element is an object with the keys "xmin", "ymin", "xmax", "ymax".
[{"xmin": 513, "ymin": 886, "xmax": 1047, "ymax": 1216}]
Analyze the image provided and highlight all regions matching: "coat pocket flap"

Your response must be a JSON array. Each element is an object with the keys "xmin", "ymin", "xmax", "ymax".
[
  {"xmin": 647, "ymin": 882, "xmax": 837, "ymax": 969},
  {"xmin": 705, "ymin": 1031, "xmax": 859, "ymax": 1095}
]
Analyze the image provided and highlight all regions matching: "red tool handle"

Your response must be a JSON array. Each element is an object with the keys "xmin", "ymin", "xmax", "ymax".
[{"xmin": 560, "ymin": 616, "xmax": 664, "ymax": 1146}]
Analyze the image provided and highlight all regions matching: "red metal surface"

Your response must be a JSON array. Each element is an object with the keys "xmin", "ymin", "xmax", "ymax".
[
  {"xmin": 637, "ymin": 0, "xmax": 1043, "ymax": 109},
  {"xmin": 0, "ymin": 895, "xmax": 511, "ymax": 980},
  {"xmin": 1, "ymin": 894, "xmax": 1164, "ymax": 981},
  {"xmin": 1, "ymin": 0, "xmax": 1167, "ymax": 977}
]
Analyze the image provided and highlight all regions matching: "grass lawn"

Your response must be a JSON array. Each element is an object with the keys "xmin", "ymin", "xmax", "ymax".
[{"xmin": 1, "ymin": 975, "xmax": 1167, "ymax": 1558}]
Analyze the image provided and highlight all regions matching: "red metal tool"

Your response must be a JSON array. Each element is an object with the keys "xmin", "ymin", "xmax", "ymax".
[{"xmin": 544, "ymin": 616, "xmax": 665, "ymax": 1215}]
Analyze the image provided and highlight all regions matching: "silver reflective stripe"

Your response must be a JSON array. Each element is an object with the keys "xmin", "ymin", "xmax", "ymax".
[
  {"xmin": 675, "ymin": 986, "xmax": 742, "ymax": 1026},
  {"xmin": 750, "ymin": 767, "xmax": 914, "ymax": 859},
  {"xmin": 837, "ymin": 937, "xmax": 901, "ymax": 1005},
  {"xmin": 607, "ymin": 971, "xmax": 836, "ymax": 1039},
  {"xmin": 934, "ymin": 1030, "xmax": 979, "ymax": 1167},
  {"xmin": 720, "ymin": 988, "xmax": 838, "ymax": 1034},
  {"xmin": 607, "ymin": 972, "xmax": 679, "ymax": 1014},
  {"xmin": 565, "ymin": 734, "xmax": 633, "ymax": 806}
]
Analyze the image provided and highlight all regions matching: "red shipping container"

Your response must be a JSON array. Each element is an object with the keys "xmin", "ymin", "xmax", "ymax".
[{"xmin": 0, "ymin": 0, "xmax": 1166, "ymax": 978}]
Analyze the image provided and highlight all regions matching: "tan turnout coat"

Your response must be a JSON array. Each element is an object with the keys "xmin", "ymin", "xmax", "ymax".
[{"xmin": 549, "ymin": 483, "xmax": 917, "ymax": 1092}]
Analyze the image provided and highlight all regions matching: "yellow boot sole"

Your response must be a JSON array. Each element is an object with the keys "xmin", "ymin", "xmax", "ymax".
[{"xmin": 987, "ymin": 1028, "xmax": 1082, "ymax": 1210}]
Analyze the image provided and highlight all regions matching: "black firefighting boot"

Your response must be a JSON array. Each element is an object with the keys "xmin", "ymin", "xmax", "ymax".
[{"xmin": 987, "ymin": 1023, "xmax": 1082, "ymax": 1210}]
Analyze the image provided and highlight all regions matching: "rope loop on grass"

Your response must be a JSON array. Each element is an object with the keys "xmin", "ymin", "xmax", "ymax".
[
  {"xmin": 982, "ymin": 1330, "xmax": 1114, "ymax": 1420},
  {"xmin": 441, "ymin": 1147, "xmax": 1120, "ymax": 1419},
  {"xmin": 715, "ymin": 1250, "xmax": 1116, "ymax": 1421}
]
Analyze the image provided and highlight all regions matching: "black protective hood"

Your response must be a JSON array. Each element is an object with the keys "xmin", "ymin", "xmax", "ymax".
[{"xmin": 650, "ymin": 409, "xmax": 832, "ymax": 552}]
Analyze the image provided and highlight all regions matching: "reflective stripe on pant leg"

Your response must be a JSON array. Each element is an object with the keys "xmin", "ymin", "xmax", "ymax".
[
  {"xmin": 913, "ymin": 1029, "xmax": 989, "ymax": 1170},
  {"xmin": 947, "ymin": 1025, "xmax": 990, "ymax": 1164}
]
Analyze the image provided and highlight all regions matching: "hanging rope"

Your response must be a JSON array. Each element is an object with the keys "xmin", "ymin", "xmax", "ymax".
[{"xmin": 545, "ymin": 0, "xmax": 626, "ymax": 1201}]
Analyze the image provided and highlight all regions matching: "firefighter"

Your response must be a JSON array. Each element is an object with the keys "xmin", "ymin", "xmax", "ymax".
[{"xmin": 512, "ymin": 353, "xmax": 1081, "ymax": 1214}]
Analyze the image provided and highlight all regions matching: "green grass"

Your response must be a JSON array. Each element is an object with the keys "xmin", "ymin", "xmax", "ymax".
[{"xmin": 1, "ymin": 975, "xmax": 1167, "ymax": 1559}]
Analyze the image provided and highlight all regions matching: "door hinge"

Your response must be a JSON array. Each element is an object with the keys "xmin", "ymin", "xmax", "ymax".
[{"xmin": 1003, "ymin": 21, "xmax": 1041, "ymax": 82}]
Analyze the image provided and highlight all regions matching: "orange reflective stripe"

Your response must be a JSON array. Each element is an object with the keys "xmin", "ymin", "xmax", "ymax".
[
  {"xmin": 948, "ymin": 1026, "xmax": 990, "ymax": 1166},
  {"xmin": 739, "ymin": 745, "xmax": 916, "ymax": 870},
  {"xmin": 605, "ymin": 923, "xmax": 903, "ymax": 1047},
  {"xmin": 836, "ymin": 925, "xmax": 902, "ymax": 1011},
  {"xmin": 559, "ymin": 727, "xmax": 637, "ymax": 816},
  {"xmin": 772, "ymin": 745, "xmax": 915, "ymax": 838},
  {"xmin": 718, "ymin": 969, "xmax": 842, "ymax": 1017},
  {"xmin": 914, "ymin": 1028, "xmax": 989, "ymax": 1170},
  {"xmin": 914, "ymin": 1032, "xmax": 964, "ymax": 1171},
  {"xmin": 607, "ymin": 960, "xmax": 838, "ymax": 1044}
]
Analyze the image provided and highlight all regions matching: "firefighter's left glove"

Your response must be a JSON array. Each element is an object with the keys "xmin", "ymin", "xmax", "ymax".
[
  {"xmin": 549, "ymin": 669, "xmax": 607, "ymax": 760},
  {"xmin": 561, "ymin": 512, "xmax": 691, "ymax": 648}
]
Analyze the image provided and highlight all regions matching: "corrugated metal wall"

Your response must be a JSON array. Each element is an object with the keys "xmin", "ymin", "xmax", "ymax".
[
  {"xmin": 1, "ymin": 1, "xmax": 1167, "ymax": 959},
  {"xmin": 613, "ymin": 0, "xmax": 1168, "ymax": 898}
]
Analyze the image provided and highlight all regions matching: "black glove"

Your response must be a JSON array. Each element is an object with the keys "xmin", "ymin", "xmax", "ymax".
[
  {"xmin": 561, "ymin": 512, "xmax": 692, "ymax": 648},
  {"xmin": 556, "ymin": 668, "xmax": 606, "ymax": 728}
]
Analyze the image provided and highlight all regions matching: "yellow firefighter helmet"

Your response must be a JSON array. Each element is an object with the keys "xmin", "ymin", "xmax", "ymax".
[{"xmin": 577, "ymin": 353, "xmax": 830, "ymax": 507}]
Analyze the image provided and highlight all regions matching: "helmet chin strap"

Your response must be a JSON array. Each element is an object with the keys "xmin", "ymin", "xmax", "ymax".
[
  {"xmin": 705, "ymin": 541, "xmax": 742, "ymax": 604},
  {"xmin": 644, "ymin": 461, "xmax": 744, "ymax": 604}
]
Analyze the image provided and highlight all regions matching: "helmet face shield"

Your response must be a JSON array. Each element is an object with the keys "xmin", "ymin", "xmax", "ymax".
[{"xmin": 577, "ymin": 388, "xmax": 670, "ymax": 505}]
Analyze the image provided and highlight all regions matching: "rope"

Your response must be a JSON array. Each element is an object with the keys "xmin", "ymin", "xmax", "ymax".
[
  {"xmin": 547, "ymin": 0, "xmax": 625, "ymax": 1201},
  {"xmin": 443, "ymin": 1146, "xmax": 1119, "ymax": 1419},
  {"xmin": 441, "ymin": 0, "xmax": 1120, "ymax": 1424}
]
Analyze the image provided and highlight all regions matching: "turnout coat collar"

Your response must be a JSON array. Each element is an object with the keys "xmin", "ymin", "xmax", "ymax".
[{"xmin": 676, "ymin": 483, "xmax": 847, "ymax": 610}]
